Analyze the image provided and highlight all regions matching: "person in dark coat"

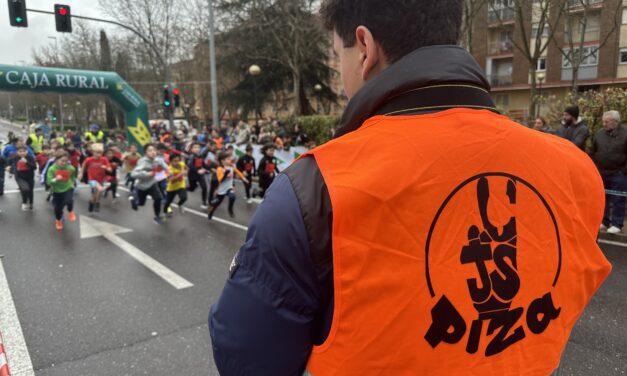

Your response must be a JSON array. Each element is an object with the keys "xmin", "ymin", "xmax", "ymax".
[
  {"xmin": 556, "ymin": 105, "xmax": 589, "ymax": 151},
  {"xmin": 591, "ymin": 110, "xmax": 627, "ymax": 234}
]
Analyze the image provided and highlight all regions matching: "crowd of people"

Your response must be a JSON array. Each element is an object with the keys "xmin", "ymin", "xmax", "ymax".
[
  {"xmin": 0, "ymin": 121, "xmax": 289, "ymax": 230},
  {"xmin": 533, "ymin": 105, "xmax": 626, "ymax": 234}
]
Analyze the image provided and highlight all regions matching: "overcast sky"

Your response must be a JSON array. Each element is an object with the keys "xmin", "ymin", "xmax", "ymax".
[{"xmin": 0, "ymin": 0, "xmax": 107, "ymax": 65}]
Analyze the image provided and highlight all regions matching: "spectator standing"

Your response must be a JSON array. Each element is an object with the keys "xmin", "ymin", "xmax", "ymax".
[
  {"xmin": 591, "ymin": 110, "xmax": 627, "ymax": 234},
  {"xmin": 533, "ymin": 116, "xmax": 554, "ymax": 134},
  {"xmin": 556, "ymin": 105, "xmax": 589, "ymax": 151}
]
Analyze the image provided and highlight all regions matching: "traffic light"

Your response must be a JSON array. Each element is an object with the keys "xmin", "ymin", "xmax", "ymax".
[
  {"xmin": 54, "ymin": 4, "xmax": 71, "ymax": 33},
  {"xmin": 173, "ymin": 88, "xmax": 180, "ymax": 108},
  {"xmin": 163, "ymin": 87, "xmax": 172, "ymax": 111},
  {"xmin": 8, "ymin": 0, "xmax": 28, "ymax": 27}
]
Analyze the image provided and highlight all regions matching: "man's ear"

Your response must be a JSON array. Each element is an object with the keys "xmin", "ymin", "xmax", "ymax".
[{"xmin": 354, "ymin": 26, "xmax": 385, "ymax": 81}]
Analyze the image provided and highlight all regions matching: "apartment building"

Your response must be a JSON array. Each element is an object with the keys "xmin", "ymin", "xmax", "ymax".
[{"xmin": 471, "ymin": 0, "xmax": 627, "ymax": 122}]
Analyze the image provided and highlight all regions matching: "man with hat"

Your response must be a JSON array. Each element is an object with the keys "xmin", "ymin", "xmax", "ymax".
[
  {"xmin": 556, "ymin": 105, "xmax": 589, "ymax": 151},
  {"xmin": 84, "ymin": 124, "xmax": 105, "ymax": 143}
]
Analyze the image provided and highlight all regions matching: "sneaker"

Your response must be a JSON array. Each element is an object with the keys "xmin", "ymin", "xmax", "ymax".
[
  {"xmin": 600, "ymin": 224, "xmax": 608, "ymax": 232},
  {"xmin": 113, "ymin": 192, "xmax": 119, "ymax": 199},
  {"xmin": 21, "ymin": 203, "xmax": 29, "ymax": 211},
  {"xmin": 247, "ymin": 198, "xmax": 253, "ymax": 204},
  {"xmin": 228, "ymin": 208, "xmax": 235, "ymax": 218},
  {"xmin": 153, "ymin": 216, "xmax": 164, "ymax": 225},
  {"xmin": 68, "ymin": 212, "xmax": 76, "ymax": 222},
  {"xmin": 207, "ymin": 208, "xmax": 215, "ymax": 220},
  {"xmin": 201, "ymin": 203, "xmax": 208, "ymax": 209},
  {"xmin": 89, "ymin": 202, "xmax": 94, "ymax": 213},
  {"xmin": 166, "ymin": 206, "xmax": 173, "ymax": 214},
  {"xmin": 607, "ymin": 226, "xmax": 622, "ymax": 234},
  {"xmin": 55, "ymin": 220, "xmax": 63, "ymax": 231},
  {"xmin": 131, "ymin": 200, "xmax": 138, "ymax": 211}
]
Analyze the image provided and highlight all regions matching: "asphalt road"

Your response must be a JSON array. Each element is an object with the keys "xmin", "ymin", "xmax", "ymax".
[{"xmin": 0, "ymin": 118, "xmax": 625, "ymax": 375}]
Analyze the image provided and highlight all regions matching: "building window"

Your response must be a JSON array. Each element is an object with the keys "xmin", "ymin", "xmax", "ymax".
[
  {"xmin": 562, "ymin": 46, "xmax": 599, "ymax": 68},
  {"xmin": 537, "ymin": 57, "xmax": 547, "ymax": 71},
  {"xmin": 620, "ymin": 49, "xmax": 627, "ymax": 65}
]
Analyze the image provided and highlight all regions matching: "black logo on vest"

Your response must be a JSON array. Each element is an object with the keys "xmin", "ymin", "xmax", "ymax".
[{"xmin": 424, "ymin": 174, "xmax": 562, "ymax": 357}]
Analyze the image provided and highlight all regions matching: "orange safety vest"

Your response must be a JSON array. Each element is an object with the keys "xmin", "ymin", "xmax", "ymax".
[{"xmin": 304, "ymin": 108, "xmax": 611, "ymax": 376}]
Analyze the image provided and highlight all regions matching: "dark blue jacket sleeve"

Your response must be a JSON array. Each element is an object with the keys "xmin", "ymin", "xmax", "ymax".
[{"xmin": 209, "ymin": 173, "xmax": 321, "ymax": 376}]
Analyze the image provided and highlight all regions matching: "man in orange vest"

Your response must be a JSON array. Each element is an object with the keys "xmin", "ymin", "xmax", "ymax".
[{"xmin": 209, "ymin": 1, "xmax": 612, "ymax": 375}]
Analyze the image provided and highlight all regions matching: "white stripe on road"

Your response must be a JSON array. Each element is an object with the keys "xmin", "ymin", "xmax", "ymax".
[
  {"xmin": 598, "ymin": 239, "xmax": 627, "ymax": 248},
  {"xmin": 0, "ymin": 258, "xmax": 35, "ymax": 376},
  {"xmin": 102, "ymin": 233, "xmax": 194, "ymax": 290},
  {"xmin": 3, "ymin": 188, "xmax": 46, "ymax": 195},
  {"xmin": 117, "ymin": 187, "xmax": 249, "ymax": 232}
]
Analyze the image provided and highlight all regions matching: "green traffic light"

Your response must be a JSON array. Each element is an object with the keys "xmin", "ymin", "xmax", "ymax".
[
  {"xmin": 16, "ymin": 17, "xmax": 23, "ymax": 23},
  {"xmin": 164, "ymin": 101, "xmax": 171, "ymax": 107}
]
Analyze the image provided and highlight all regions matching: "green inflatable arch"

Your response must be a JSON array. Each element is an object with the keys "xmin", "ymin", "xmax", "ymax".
[{"xmin": 0, "ymin": 64, "xmax": 151, "ymax": 151}]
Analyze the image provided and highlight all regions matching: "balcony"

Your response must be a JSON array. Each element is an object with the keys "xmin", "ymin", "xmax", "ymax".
[
  {"xmin": 568, "ymin": 0, "xmax": 603, "ymax": 10},
  {"xmin": 488, "ymin": 8, "xmax": 515, "ymax": 24},
  {"xmin": 488, "ymin": 40, "xmax": 514, "ymax": 55},
  {"xmin": 489, "ymin": 74, "xmax": 513, "ymax": 87}
]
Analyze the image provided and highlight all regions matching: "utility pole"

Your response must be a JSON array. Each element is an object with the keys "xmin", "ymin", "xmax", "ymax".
[{"xmin": 208, "ymin": 0, "xmax": 219, "ymax": 129}]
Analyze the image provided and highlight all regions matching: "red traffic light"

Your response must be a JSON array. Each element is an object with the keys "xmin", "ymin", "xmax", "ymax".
[
  {"xmin": 59, "ymin": 7, "xmax": 67, "ymax": 16},
  {"xmin": 173, "ymin": 89, "xmax": 180, "ymax": 96}
]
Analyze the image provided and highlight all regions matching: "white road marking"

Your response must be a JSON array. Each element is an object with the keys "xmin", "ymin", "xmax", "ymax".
[
  {"xmin": 80, "ymin": 216, "xmax": 194, "ymax": 290},
  {"xmin": 118, "ymin": 187, "xmax": 249, "ymax": 232},
  {"xmin": 598, "ymin": 239, "xmax": 627, "ymax": 248},
  {"xmin": 2, "ymin": 188, "xmax": 46, "ymax": 195},
  {"xmin": 0, "ymin": 258, "xmax": 35, "ymax": 376}
]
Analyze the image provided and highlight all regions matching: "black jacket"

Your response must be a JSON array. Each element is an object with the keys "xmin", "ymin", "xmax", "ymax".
[
  {"xmin": 590, "ymin": 124, "xmax": 627, "ymax": 176},
  {"xmin": 556, "ymin": 120, "xmax": 589, "ymax": 151}
]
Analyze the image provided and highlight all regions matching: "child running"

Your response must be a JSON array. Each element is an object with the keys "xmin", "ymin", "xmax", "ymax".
[
  {"xmin": 122, "ymin": 144, "xmax": 140, "ymax": 191},
  {"xmin": 236, "ymin": 144, "xmax": 257, "ymax": 203},
  {"xmin": 207, "ymin": 152, "xmax": 248, "ymax": 220},
  {"xmin": 104, "ymin": 148, "xmax": 122, "ymax": 203},
  {"xmin": 164, "ymin": 153, "xmax": 188, "ymax": 216},
  {"xmin": 130, "ymin": 144, "xmax": 169, "ymax": 224},
  {"xmin": 81, "ymin": 143, "xmax": 111, "ymax": 213},
  {"xmin": 186, "ymin": 143, "xmax": 209, "ymax": 208},
  {"xmin": 257, "ymin": 143, "xmax": 280, "ymax": 198},
  {"xmin": 9, "ymin": 145, "xmax": 37, "ymax": 210},
  {"xmin": 46, "ymin": 150, "xmax": 77, "ymax": 231}
]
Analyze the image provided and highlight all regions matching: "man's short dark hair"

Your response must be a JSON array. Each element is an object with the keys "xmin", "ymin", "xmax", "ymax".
[{"xmin": 320, "ymin": 0, "xmax": 463, "ymax": 63}]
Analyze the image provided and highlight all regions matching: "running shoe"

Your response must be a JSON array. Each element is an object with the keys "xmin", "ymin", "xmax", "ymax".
[
  {"xmin": 55, "ymin": 220, "xmax": 63, "ymax": 231},
  {"xmin": 153, "ymin": 216, "xmax": 164, "ymax": 225},
  {"xmin": 21, "ymin": 203, "xmax": 29, "ymax": 211},
  {"xmin": 68, "ymin": 212, "xmax": 76, "ymax": 222}
]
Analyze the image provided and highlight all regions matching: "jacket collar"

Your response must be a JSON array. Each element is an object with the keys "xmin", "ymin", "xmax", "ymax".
[{"xmin": 335, "ymin": 45, "xmax": 495, "ymax": 139}]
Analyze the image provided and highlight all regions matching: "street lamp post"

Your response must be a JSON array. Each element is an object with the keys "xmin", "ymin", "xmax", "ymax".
[
  {"xmin": 536, "ymin": 71, "xmax": 546, "ymax": 118},
  {"xmin": 249, "ymin": 64, "xmax": 262, "ymax": 126},
  {"xmin": 314, "ymin": 84, "xmax": 323, "ymax": 114}
]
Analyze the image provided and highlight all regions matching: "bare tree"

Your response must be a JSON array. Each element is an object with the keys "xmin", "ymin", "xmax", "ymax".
[
  {"xmin": 553, "ymin": 0, "xmax": 622, "ymax": 97},
  {"xmin": 98, "ymin": 0, "xmax": 187, "ymax": 82},
  {"xmin": 461, "ymin": 0, "xmax": 490, "ymax": 53},
  {"xmin": 490, "ymin": 0, "xmax": 565, "ymax": 120}
]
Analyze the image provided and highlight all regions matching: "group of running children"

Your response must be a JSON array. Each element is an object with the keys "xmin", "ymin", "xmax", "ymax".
[{"xmin": 2, "ymin": 138, "xmax": 281, "ymax": 231}]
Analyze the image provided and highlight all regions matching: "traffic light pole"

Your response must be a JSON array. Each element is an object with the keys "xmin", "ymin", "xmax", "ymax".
[
  {"xmin": 25, "ymin": 7, "xmax": 175, "ymax": 131},
  {"xmin": 208, "ymin": 0, "xmax": 220, "ymax": 129}
]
